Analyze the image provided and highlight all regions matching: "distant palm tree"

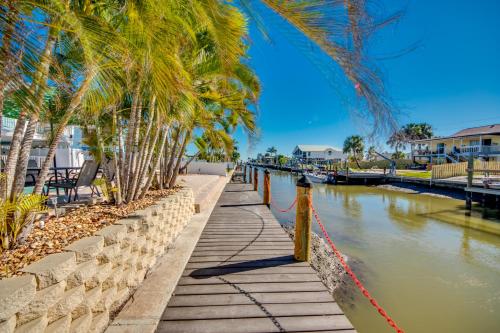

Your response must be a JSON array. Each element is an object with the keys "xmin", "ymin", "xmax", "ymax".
[
  {"xmin": 343, "ymin": 135, "xmax": 365, "ymax": 168},
  {"xmin": 267, "ymin": 146, "xmax": 277, "ymax": 156},
  {"xmin": 367, "ymin": 145, "xmax": 377, "ymax": 161}
]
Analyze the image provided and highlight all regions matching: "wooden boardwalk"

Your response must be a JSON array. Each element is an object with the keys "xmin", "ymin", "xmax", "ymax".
[{"xmin": 158, "ymin": 182, "xmax": 355, "ymax": 333}]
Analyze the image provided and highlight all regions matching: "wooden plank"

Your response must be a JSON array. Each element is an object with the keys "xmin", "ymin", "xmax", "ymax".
[
  {"xmin": 190, "ymin": 249, "xmax": 294, "ymax": 256},
  {"xmin": 174, "ymin": 282, "xmax": 326, "ymax": 295},
  {"xmin": 177, "ymin": 274, "xmax": 322, "ymax": 285},
  {"xmin": 187, "ymin": 254, "xmax": 300, "ymax": 263},
  {"xmin": 162, "ymin": 302, "xmax": 343, "ymax": 320},
  {"xmin": 160, "ymin": 181, "xmax": 355, "ymax": 332},
  {"xmin": 168, "ymin": 291, "xmax": 335, "ymax": 307},
  {"xmin": 183, "ymin": 266, "xmax": 313, "ymax": 277},
  {"xmin": 158, "ymin": 315, "xmax": 354, "ymax": 333},
  {"xmin": 186, "ymin": 260, "xmax": 307, "ymax": 270}
]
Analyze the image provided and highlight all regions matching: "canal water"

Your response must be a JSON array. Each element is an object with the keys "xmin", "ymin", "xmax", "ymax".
[{"xmin": 255, "ymin": 169, "xmax": 500, "ymax": 333}]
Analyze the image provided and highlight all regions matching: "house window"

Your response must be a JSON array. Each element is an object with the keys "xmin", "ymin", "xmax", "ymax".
[
  {"xmin": 328, "ymin": 150, "xmax": 332, "ymax": 155},
  {"xmin": 469, "ymin": 140, "xmax": 479, "ymax": 146}
]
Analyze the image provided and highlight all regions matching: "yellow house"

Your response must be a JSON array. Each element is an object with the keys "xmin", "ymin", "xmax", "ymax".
[{"xmin": 410, "ymin": 124, "xmax": 500, "ymax": 163}]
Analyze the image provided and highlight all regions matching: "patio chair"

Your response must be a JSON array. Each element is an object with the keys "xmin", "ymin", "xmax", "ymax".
[
  {"xmin": 25, "ymin": 159, "xmax": 40, "ymax": 187},
  {"xmin": 46, "ymin": 160, "xmax": 100, "ymax": 202}
]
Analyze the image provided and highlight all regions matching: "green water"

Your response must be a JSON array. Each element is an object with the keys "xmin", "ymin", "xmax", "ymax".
[{"xmin": 256, "ymin": 169, "xmax": 500, "ymax": 333}]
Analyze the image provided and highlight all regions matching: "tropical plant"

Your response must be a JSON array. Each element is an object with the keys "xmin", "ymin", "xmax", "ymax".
[
  {"xmin": 277, "ymin": 154, "xmax": 289, "ymax": 166},
  {"xmin": 0, "ymin": 193, "xmax": 48, "ymax": 250},
  {"xmin": 343, "ymin": 135, "xmax": 365, "ymax": 168},
  {"xmin": 367, "ymin": 146, "xmax": 377, "ymax": 161},
  {"xmin": 387, "ymin": 122, "xmax": 433, "ymax": 155}
]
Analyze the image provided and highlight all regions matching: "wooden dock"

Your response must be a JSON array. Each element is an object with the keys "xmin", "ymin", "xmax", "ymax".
[{"xmin": 158, "ymin": 182, "xmax": 355, "ymax": 333}]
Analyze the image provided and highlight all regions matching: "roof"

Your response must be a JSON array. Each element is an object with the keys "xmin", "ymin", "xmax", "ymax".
[
  {"xmin": 294, "ymin": 145, "xmax": 342, "ymax": 152},
  {"xmin": 411, "ymin": 124, "xmax": 500, "ymax": 143},
  {"xmin": 451, "ymin": 124, "xmax": 500, "ymax": 137}
]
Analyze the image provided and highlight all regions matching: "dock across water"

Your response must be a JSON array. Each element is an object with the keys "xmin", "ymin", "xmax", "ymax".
[{"xmin": 158, "ymin": 182, "xmax": 355, "ymax": 333}]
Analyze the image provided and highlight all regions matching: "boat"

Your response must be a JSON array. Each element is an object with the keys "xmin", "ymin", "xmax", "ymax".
[
  {"xmin": 483, "ymin": 177, "xmax": 500, "ymax": 190},
  {"xmin": 304, "ymin": 172, "xmax": 327, "ymax": 183}
]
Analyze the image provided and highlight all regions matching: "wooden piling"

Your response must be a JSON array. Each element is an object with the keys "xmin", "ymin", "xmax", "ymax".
[
  {"xmin": 243, "ymin": 164, "xmax": 247, "ymax": 183},
  {"xmin": 253, "ymin": 167, "xmax": 258, "ymax": 191},
  {"xmin": 466, "ymin": 154, "xmax": 473, "ymax": 210},
  {"xmin": 248, "ymin": 166, "xmax": 252, "ymax": 184},
  {"xmin": 263, "ymin": 169, "xmax": 271, "ymax": 207},
  {"xmin": 294, "ymin": 175, "xmax": 312, "ymax": 262}
]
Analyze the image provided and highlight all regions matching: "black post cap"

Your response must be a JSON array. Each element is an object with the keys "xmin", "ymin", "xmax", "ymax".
[
  {"xmin": 264, "ymin": 169, "xmax": 270, "ymax": 174},
  {"xmin": 296, "ymin": 174, "xmax": 311, "ymax": 188}
]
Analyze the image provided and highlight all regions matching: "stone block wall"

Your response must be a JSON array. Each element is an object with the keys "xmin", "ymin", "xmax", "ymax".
[{"xmin": 0, "ymin": 188, "xmax": 194, "ymax": 333}]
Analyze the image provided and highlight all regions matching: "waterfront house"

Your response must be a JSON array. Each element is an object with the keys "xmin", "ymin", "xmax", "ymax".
[
  {"xmin": 1, "ymin": 116, "xmax": 88, "ymax": 168},
  {"xmin": 292, "ymin": 145, "xmax": 346, "ymax": 164},
  {"xmin": 410, "ymin": 124, "xmax": 500, "ymax": 163}
]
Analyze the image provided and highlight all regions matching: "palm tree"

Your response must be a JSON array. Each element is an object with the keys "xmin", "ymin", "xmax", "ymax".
[
  {"xmin": 0, "ymin": 0, "xmax": 397, "ymax": 201},
  {"xmin": 367, "ymin": 146, "xmax": 377, "ymax": 161},
  {"xmin": 343, "ymin": 135, "xmax": 365, "ymax": 168}
]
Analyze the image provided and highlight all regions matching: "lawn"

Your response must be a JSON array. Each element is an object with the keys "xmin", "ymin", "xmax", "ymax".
[{"xmin": 395, "ymin": 170, "xmax": 432, "ymax": 179}]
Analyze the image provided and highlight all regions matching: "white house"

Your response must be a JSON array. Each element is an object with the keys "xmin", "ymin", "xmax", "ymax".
[
  {"xmin": 292, "ymin": 145, "xmax": 346, "ymax": 163},
  {"xmin": 1, "ymin": 116, "xmax": 88, "ymax": 167}
]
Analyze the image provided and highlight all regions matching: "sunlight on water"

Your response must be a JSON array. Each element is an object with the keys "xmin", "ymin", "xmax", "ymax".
[{"xmin": 257, "ymin": 170, "xmax": 500, "ymax": 333}]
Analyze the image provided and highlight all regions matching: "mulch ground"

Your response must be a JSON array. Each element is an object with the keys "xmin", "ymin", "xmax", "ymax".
[{"xmin": 0, "ymin": 188, "xmax": 180, "ymax": 279}]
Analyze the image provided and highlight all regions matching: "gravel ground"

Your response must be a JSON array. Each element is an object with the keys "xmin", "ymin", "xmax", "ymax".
[{"xmin": 0, "ymin": 188, "xmax": 180, "ymax": 279}]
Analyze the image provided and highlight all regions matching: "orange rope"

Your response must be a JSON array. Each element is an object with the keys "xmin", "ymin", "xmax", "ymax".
[{"xmin": 310, "ymin": 203, "xmax": 405, "ymax": 333}]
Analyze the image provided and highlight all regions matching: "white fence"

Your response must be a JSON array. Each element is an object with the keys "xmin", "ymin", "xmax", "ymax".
[{"xmin": 186, "ymin": 161, "xmax": 234, "ymax": 176}]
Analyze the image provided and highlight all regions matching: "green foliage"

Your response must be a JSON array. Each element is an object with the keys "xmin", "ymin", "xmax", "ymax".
[
  {"xmin": 0, "ymin": 191, "xmax": 48, "ymax": 251},
  {"xmin": 277, "ymin": 154, "xmax": 289, "ymax": 166},
  {"xmin": 387, "ymin": 122, "xmax": 434, "ymax": 152}
]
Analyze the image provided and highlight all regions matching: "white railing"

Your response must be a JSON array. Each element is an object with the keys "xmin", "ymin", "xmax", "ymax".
[
  {"xmin": 460, "ymin": 145, "xmax": 481, "ymax": 153},
  {"xmin": 1, "ymin": 117, "xmax": 50, "ymax": 135}
]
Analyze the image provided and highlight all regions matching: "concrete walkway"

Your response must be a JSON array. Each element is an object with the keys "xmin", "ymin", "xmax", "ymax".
[{"xmin": 158, "ymin": 183, "xmax": 355, "ymax": 333}]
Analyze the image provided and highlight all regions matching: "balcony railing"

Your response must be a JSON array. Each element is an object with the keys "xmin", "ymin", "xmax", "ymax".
[{"xmin": 413, "ymin": 145, "xmax": 500, "ymax": 156}]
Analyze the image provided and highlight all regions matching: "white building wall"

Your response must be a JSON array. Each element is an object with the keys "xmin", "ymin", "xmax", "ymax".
[{"xmin": 186, "ymin": 161, "xmax": 234, "ymax": 176}]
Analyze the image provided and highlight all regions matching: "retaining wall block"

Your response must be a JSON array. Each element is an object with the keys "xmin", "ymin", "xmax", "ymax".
[
  {"xmin": 97, "ymin": 244, "xmax": 121, "ymax": 265},
  {"xmin": 89, "ymin": 310, "xmax": 108, "ymax": 333},
  {"xmin": 88, "ymin": 263, "xmax": 111, "ymax": 290},
  {"xmin": 0, "ymin": 275, "xmax": 37, "ymax": 321},
  {"xmin": 84, "ymin": 286, "xmax": 102, "ymax": 310},
  {"xmin": 95, "ymin": 225, "xmax": 127, "ymax": 246},
  {"xmin": 47, "ymin": 285, "xmax": 85, "ymax": 324},
  {"xmin": 21, "ymin": 253, "xmax": 76, "ymax": 290},
  {"xmin": 66, "ymin": 259, "xmax": 97, "ymax": 289},
  {"xmin": 45, "ymin": 314, "xmax": 71, "ymax": 333},
  {"xmin": 16, "ymin": 280, "xmax": 66, "ymax": 326},
  {"xmin": 64, "ymin": 237, "xmax": 104, "ymax": 264},
  {"xmin": 0, "ymin": 188, "xmax": 195, "ymax": 333},
  {"xmin": 69, "ymin": 312, "xmax": 91, "ymax": 333},
  {"xmin": 93, "ymin": 286, "xmax": 116, "ymax": 313},
  {"xmin": 14, "ymin": 313, "xmax": 48, "ymax": 333},
  {"xmin": 0, "ymin": 316, "xmax": 16, "ymax": 333}
]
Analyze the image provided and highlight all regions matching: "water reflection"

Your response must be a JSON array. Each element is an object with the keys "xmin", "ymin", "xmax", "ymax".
[{"xmin": 262, "ymin": 169, "xmax": 500, "ymax": 333}]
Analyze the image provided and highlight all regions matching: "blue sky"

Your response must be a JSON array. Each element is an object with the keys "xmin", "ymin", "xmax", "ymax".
[{"xmin": 229, "ymin": 0, "xmax": 500, "ymax": 160}]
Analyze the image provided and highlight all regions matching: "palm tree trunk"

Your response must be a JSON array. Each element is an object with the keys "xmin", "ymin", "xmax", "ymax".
[
  {"xmin": 11, "ymin": 114, "xmax": 40, "ymax": 197},
  {"xmin": 129, "ymin": 99, "xmax": 154, "ymax": 201},
  {"xmin": 126, "ymin": 100, "xmax": 142, "ymax": 202},
  {"xmin": 168, "ymin": 132, "xmax": 190, "ymax": 188},
  {"xmin": 112, "ymin": 108, "xmax": 123, "ymax": 205},
  {"xmin": 33, "ymin": 70, "xmax": 95, "ymax": 194},
  {"xmin": 122, "ymin": 84, "xmax": 141, "ymax": 197},
  {"xmin": 133, "ymin": 120, "xmax": 162, "ymax": 200},
  {"xmin": 164, "ymin": 127, "xmax": 180, "ymax": 188},
  {"xmin": 0, "ymin": 110, "xmax": 26, "ymax": 198},
  {"xmin": 139, "ymin": 129, "xmax": 168, "ymax": 199},
  {"xmin": 180, "ymin": 151, "xmax": 200, "ymax": 174},
  {"xmin": 3, "ymin": 28, "xmax": 57, "ymax": 197}
]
